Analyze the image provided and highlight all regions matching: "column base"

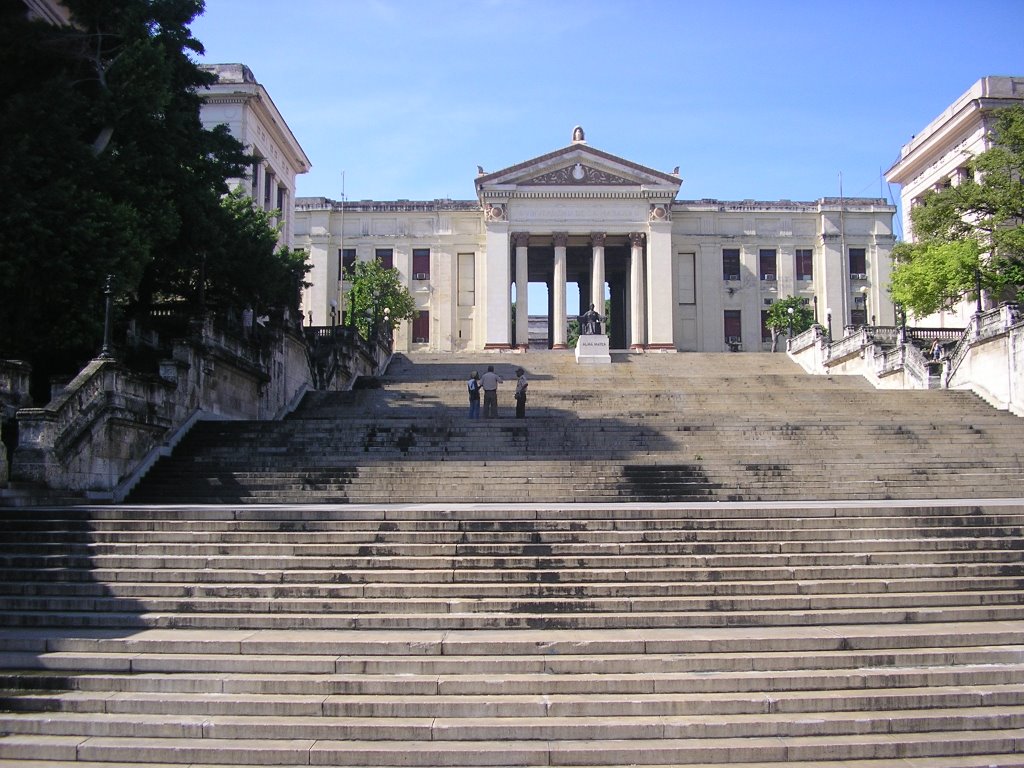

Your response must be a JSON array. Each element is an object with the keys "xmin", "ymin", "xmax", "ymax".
[
  {"xmin": 483, "ymin": 343, "xmax": 514, "ymax": 351},
  {"xmin": 645, "ymin": 343, "xmax": 677, "ymax": 352},
  {"xmin": 551, "ymin": 343, "xmax": 569, "ymax": 350}
]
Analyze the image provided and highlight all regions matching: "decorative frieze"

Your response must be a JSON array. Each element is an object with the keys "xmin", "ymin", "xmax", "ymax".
[{"xmin": 523, "ymin": 163, "xmax": 635, "ymax": 186}]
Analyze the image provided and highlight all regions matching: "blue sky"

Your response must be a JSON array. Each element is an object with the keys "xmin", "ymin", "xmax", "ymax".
[{"xmin": 192, "ymin": 0, "xmax": 1024, "ymax": 241}]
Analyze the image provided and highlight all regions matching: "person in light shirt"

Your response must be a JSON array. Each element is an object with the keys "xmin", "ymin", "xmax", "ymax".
[{"xmin": 480, "ymin": 365, "xmax": 502, "ymax": 418}]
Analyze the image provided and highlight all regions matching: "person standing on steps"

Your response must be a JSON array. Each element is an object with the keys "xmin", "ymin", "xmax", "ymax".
[
  {"xmin": 467, "ymin": 370, "xmax": 481, "ymax": 419},
  {"xmin": 480, "ymin": 365, "xmax": 502, "ymax": 418},
  {"xmin": 514, "ymin": 367, "xmax": 528, "ymax": 419}
]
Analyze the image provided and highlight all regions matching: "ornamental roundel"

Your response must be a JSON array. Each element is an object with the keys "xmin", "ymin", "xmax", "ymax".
[
  {"xmin": 486, "ymin": 204, "xmax": 507, "ymax": 221},
  {"xmin": 649, "ymin": 204, "xmax": 670, "ymax": 222}
]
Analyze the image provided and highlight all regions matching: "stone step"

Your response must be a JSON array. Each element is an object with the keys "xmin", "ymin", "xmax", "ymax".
[
  {"xmin": 3, "ymin": 730, "xmax": 1024, "ymax": 765},
  {"xmin": 7, "ymin": 642, "xmax": 1024, "ymax": 676},
  {"xmin": 7, "ymin": 684, "xmax": 1024, "ymax": 720},
  {"xmin": 5, "ymin": 605, "xmax": 1024, "ymax": 631},
  {"xmin": 4, "ymin": 705, "xmax": 1024, "ymax": 742}
]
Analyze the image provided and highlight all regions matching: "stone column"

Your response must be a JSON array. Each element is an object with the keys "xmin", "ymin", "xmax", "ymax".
[
  {"xmin": 629, "ymin": 232, "xmax": 646, "ymax": 350},
  {"xmin": 513, "ymin": 232, "xmax": 529, "ymax": 349},
  {"xmin": 552, "ymin": 232, "xmax": 568, "ymax": 349},
  {"xmin": 483, "ymin": 205, "xmax": 512, "ymax": 349},
  {"xmin": 646, "ymin": 219, "xmax": 675, "ymax": 350},
  {"xmin": 590, "ymin": 232, "xmax": 606, "ymax": 314}
]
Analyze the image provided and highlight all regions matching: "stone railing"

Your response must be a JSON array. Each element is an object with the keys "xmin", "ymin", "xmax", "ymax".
[
  {"xmin": 5, "ymin": 313, "xmax": 397, "ymax": 501},
  {"xmin": 946, "ymin": 303, "xmax": 1021, "ymax": 384},
  {"xmin": 8, "ymin": 314, "xmax": 312, "ymax": 501},
  {"xmin": 944, "ymin": 303, "xmax": 1023, "ymax": 413},
  {"xmin": 789, "ymin": 304, "xmax": 1023, "ymax": 414}
]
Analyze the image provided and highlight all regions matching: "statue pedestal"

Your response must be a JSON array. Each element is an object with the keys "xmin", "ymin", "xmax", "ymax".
[{"xmin": 575, "ymin": 334, "xmax": 611, "ymax": 365}]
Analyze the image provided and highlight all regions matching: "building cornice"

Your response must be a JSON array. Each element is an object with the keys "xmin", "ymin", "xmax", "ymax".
[{"xmin": 200, "ymin": 64, "xmax": 312, "ymax": 175}]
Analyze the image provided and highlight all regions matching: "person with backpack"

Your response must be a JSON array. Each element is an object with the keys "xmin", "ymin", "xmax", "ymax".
[{"xmin": 467, "ymin": 370, "xmax": 481, "ymax": 419}]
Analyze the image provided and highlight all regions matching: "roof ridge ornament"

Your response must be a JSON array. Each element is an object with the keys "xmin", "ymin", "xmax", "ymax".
[{"xmin": 572, "ymin": 125, "xmax": 586, "ymax": 144}]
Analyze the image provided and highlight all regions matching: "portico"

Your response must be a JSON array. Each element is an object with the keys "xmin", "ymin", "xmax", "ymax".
[{"xmin": 476, "ymin": 127, "xmax": 681, "ymax": 351}]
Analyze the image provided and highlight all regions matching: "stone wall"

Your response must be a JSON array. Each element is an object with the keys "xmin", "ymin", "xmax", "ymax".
[{"xmin": 7, "ymin": 315, "xmax": 318, "ymax": 501}]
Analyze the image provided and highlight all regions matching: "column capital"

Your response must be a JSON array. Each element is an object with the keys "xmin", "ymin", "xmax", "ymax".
[
  {"xmin": 553, "ymin": 232, "xmax": 569, "ymax": 249},
  {"xmin": 629, "ymin": 232, "xmax": 646, "ymax": 248},
  {"xmin": 590, "ymin": 232, "xmax": 606, "ymax": 248},
  {"xmin": 511, "ymin": 232, "xmax": 530, "ymax": 248}
]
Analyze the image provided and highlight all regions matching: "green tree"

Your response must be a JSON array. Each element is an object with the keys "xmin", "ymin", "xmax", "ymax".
[
  {"xmin": 189, "ymin": 188, "xmax": 310, "ymax": 313},
  {"xmin": 890, "ymin": 104, "xmax": 1024, "ymax": 318},
  {"xmin": 765, "ymin": 296, "xmax": 815, "ymax": 352},
  {"xmin": 0, "ymin": 0, "xmax": 280, "ymax": 397},
  {"xmin": 344, "ymin": 260, "xmax": 416, "ymax": 342}
]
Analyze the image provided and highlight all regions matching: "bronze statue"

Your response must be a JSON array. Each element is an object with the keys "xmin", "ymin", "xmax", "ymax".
[{"xmin": 579, "ymin": 304, "xmax": 604, "ymax": 335}]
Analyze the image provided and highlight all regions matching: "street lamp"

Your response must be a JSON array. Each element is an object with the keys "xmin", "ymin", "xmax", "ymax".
[
  {"xmin": 825, "ymin": 308, "xmax": 832, "ymax": 340},
  {"xmin": 99, "ymin": 274, "xmax": 115, "ymax": 360},
  {"xmin": 330, "ymin": 299, "xmax": 337, "ymax": 328},
  {"xmin": 787, "ymin": 306, "xmax": 794, "ymax": 338},
  {"xmin": 860, "ymin": 286, "xmax": 870, "ymax": 328}
]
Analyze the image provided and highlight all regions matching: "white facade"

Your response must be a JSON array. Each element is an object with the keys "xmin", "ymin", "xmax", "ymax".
[
  {"xmin": 296, "ymin": 129, "xmax": 895, "ymax": 353},
  {"xmin": 199, "ymin": 64, "xmax": 311, "ymax": 247},
  {"xmin": 885, "ymin": 75, "xmax": 1024, "ymax": 326}
]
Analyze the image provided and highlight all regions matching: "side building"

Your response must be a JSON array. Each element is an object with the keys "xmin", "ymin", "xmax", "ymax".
[
  {"xmin": 296, "ymin": 128, "xmax": 895, "ymax": 353},
  {"xmin": 886, "ymin": 75, "xmax": 1024, "ymax": 326},
  {"xmin": 199, "ymin": 63, "xmax": 311, "ymax": 248}
]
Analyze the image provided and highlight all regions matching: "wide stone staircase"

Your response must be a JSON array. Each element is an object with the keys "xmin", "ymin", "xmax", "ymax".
[
  {"xmin": 2, "ymin": 501, "xmax": 1024, "ymax": 766},
  {"xmin": 127, "ymin": 353, "xmax": 1024, "ymax": 504},
  {"xmin": 3, "ymin": 353, "xmax": 1024, "ymax": 766}
]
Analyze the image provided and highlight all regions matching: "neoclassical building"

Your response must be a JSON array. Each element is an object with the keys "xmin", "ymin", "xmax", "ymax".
[
  {"xmin": 296, "ymin": 128, "xmax": 895, "ymax": 352},
  {"xmin": 886, "ymin": 75, "xmax": 1024, "ymax": 326},
  {"xmin": 199, "ymin": 64, "xmax": 311, "ymax": 248}
]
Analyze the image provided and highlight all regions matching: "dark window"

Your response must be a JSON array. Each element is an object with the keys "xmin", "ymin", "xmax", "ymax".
[
  {"xmin": 849, "ymin": 248, "xmax": 866, "ymax": 277},
  {"xmin": 722, "ymin": 249, "xmax": 740, "ymax": 280},
  {"xmin": 761, "ymin": 310, "xmax": 771, "ymax": 342},
  {"xmin": 851, "ymin": 308, "xmax": 867, "ymax": 326},
  {"xmin": 376, "ymin": 248, "xmax": 394, "ymax": 270},
  {"xmin": 250, "ymin": 158, "xmax": 262, "ymax": 199},
  {"xmin": 338, "ymin": 248, "xmax": 356, "ymax": 276},
  {"xmin": 759, "ymin": 249, "xmax": 777, "ymax": 281},
  {"xmin": 412, "ymin": 248, "xmax": 430, "ymax": 280},
  {"xmin": 796, "ymin": 249, "xmax": 813, "ymax": 281},
  {"xmin": 412, "ymin": 311, "xmax": 429, "ymax": 343},
  {"xmin": 724, "ymin": 310, "xmax": 742, "ymax": 343}
]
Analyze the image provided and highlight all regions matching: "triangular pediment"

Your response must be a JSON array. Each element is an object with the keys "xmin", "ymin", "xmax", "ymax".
[{"xmin": 475, "ymin": 142, "xmax": 680, "ymax": 195}]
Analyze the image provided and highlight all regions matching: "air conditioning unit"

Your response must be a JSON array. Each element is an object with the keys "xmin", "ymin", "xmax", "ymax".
[
  {"xmin": 851, "ymin": 272, "xmax": 867, "ymax": 280},
  {"xmin": 725, "ymin": 274, "xmax": 740, "ymax": 281},
  {"xmin": 413, "ymin": 272, "xmax": 430, "ymax": 280},
  {"xmin": 727, "ymin": 336, "xmax": 742, "ymax": 344},
  {"xmin": 761, "ymin": 274, "xmax": 776, "ymax": 281},
  {"xmin": 413, "ymin": 337, "xmax": 428, "ymax": 343},
  {"xmin": 763, "ymin": 299, "xmax": 774, "ymax": 306}
]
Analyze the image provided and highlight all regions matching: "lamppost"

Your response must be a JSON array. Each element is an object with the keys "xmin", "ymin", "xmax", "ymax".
[
  {"xmin": 330, "ymin": 299, "xmax": 337, "ymax": 329},
  {"xmin": 99, "ymin": 274, "xmax": 115, "ymax": 360},
  {"xmin": 787, "ymin": 306, "xmax": 794, "ymax": 338},
  {"xmin": 860, "ymin": 286, "xmax": 870, "ymax": 328},
  {"xmin": 825, "ymin": 307, "xmax": 832, "ymax": 340}
]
